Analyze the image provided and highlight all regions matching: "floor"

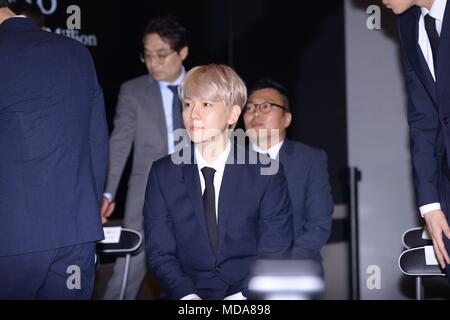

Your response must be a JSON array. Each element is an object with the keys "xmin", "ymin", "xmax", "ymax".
[{"xmin": 93, "ymin": 260, "xmax": 162, "ymax": 300}]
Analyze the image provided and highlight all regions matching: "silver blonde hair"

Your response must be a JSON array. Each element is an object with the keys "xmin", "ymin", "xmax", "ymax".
[{"xmin": 180, "ymin": 64, "xmax": 247, "ymax": 109}]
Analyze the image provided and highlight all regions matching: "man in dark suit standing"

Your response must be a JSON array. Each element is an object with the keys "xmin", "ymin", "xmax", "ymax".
[
  {"xmin": 100, "ymin": 16, "xmax": 189, "ymax": 299},
  {"xmin": 0, "ymin": 1, "xmax": 108, "ymax": 299},
  {"xmin": 383, "ymin": 0, "xmax": 450, "ymax": 275},
  {"xmin": 144, "ymin": 64, "xmax": 293, "ymax": 300},
  {"xmin": 243, "ymin": 78, "xmax": 333, "ymax": 269}
]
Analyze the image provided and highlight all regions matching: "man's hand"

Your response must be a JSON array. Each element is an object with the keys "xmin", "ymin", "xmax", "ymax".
[
  {"xmin": 100, "ymin": 197, "xmax": 116, "ymax": 225},
  {"xmin": 424, "ymin": 209, "xmax": 450, "ymax": 269}
]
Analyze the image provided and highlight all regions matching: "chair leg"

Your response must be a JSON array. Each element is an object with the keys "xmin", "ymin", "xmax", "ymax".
[
  {"xmin": 416, "ymin": 276, "xmax": 424, "ymax": 300},
  {"xmin": 95, "ymin": 254, "xmax": 99, "ymax": 268},
  {"xmin": 119, "ymin": 254, "xmax": 131, "ymax": 300}
]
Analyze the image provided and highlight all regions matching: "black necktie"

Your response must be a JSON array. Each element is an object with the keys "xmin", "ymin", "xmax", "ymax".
[
  {"xmin": 424, "ymin": 14, "xmax": 440, "ymax": 72},
  {"xmin": 201, "ymin": 167, "xmax": 218, "ymax": 254},
  {"xmin": 168, "ymin": 85, "xmax": 183, "ymax": 131}
]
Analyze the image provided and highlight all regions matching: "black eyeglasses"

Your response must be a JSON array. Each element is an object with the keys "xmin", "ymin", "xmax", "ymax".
[
  {"xmin": 244, "ymin": 102, "xmax": 287, "ymax": 114},
  {"xmin": 139, "ymin": 50, "xmax": 176, "ymax": 64}
]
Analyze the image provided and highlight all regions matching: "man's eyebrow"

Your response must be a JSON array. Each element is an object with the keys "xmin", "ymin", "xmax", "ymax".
[{"xmin": 143, "ymin": 48, "xmax": 170, "ymax": 52}]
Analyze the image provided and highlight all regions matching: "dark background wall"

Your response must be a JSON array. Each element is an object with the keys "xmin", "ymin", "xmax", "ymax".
[{"xmin": 36, "ymin": 0, "xmax": 347, "ymax": 216}]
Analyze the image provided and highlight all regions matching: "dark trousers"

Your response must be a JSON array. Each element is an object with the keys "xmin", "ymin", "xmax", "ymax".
[{"xmin": 0, "ymin": 242, "xmax": 96, "ymax": 299}]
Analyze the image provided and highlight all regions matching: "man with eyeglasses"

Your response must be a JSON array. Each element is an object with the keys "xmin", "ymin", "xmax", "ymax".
[
  {"xmin": 144, "ymin": 65, "xmax": 292, "ymax": 300},
  {"xmin": 243, "ymin": 78, "xmax": 333, "ymax": 272},
  {"xmin": 100, "ymin": 15, "xmax": 189, "ymax": 300}
]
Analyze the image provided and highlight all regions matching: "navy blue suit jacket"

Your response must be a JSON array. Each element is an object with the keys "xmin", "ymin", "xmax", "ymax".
[
  {"xmin": 397, "ymin": 4, "xmax": 450, "ymax": 206},
  {"xmin": 278, "ymin": 140, "xmax": 333, "ymax": 262},
  {"xmin": 0, "ymin": 18, "xmax": 108, "ymax": 256},
  {"xmin": 143, "ymin": 144, "xmax": 293, "ymax": 300}
]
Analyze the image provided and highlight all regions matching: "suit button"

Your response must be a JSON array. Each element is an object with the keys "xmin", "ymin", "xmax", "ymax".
[
  {"xmin": 215, "ymin": 266, "xmax": 222, "ymax": 272},
  {"xmin": 443, "ymin": 117, "xmax": 449, "ymax": 125}
]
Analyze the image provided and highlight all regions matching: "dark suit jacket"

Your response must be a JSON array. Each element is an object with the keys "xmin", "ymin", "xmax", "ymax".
[
  {"xmin": 0, "ymin": 17, "xmax": 108, "ymax": 256},
  {"xmin": 278, "ymin": 140, "xmax": 333, "ymax": 262},
  {"xmin": 397, "ymin": 4, "xmax": 450, "ymax": 206},
  {"xmin": 143, "ymin": 144, "xmax": 293, "ymax": 300}
]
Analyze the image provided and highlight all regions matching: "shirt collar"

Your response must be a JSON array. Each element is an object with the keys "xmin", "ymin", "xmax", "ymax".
[
  {"xmin": 3, "ymin": 15, "xmax": 27, "ymax": 24},
  {"xmin": 251, "ymin": 140, "xmax": 285, "ymax": 159},
  {"xmin": 195, "ymin": 140, "xmax": 231, "ymax": 174},
  {"xmin": 421, "ymin": 0, "xmax": 447, "ymax": 21}
]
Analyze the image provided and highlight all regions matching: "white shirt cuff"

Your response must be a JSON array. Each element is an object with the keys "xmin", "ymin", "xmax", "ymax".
[
  {"xmin": 102, "ymin": 192, "xmax": 113, "ymax": 203},
  {"xmin": 180, "ymin": 294, "xmax": 201, "ymax": 300},
  {"xmin": 223, "ymin": 292, "xmax": 247, "ymax": 300},
  {"xmin": 419, "ymin": 202, "xmax": 441, "ymax": 217}
]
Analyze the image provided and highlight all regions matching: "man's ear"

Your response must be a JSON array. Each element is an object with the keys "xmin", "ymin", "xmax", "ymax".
[
  {"xmin": 284, "ymin": 112, "xmax": 292, "ymax": 129},
  {"xmin": 228, "ymin": 105, "xmax": 242, "ymax": 127},
  {"xmin": 179, "ymin": 46, "xmax": 189, "ymax": 61}
]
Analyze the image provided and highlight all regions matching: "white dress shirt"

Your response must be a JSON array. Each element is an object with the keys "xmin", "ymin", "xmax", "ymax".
[
  {"xmin": 418, "ymin": 0, "xmax": 445, "ymax": 80},
  {"xmin": 417, "ymin": 0, "xmax": 447, "ymax": 217},
  {"xmin": 195, "ymin": 141, "xmax": 231, "ymax": 219},
  {"xmin": 158, "ymin": 67, "xmax": 186, "ymax": 154},
  {"xmin": 181, "ymin": 140, "xmax": 246, "ymax": 301},
  {"xmin": 251, "ymin": 140, "xmax": 285, "ymax": 160}
]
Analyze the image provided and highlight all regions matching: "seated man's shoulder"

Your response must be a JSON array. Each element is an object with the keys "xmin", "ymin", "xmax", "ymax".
[
  {"xmin": 152, "ymin": 148, "xmax": 194, "ymax": 172},
  {"xmin": 286, "ymin": 140, "xmax": 327, "ymax": 161},
  {"xmin": 152, "ymin": 154, "xmax": 179, "ymax": 171}
]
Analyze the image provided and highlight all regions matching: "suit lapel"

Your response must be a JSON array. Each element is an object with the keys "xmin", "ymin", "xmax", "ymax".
[
  {"xmin": 436, "ymin": 1, "xmax": 450, "ymax": 101},
  {"xmin": 278, "ymin": 140, "xmax": 294, "ymax": 163},
  {"xmin": 217, "ymin": 144, "xmax": 239, "ymax": 254},
  {"xmin": 144, "ymin": 76, "xmax": 169, "ymax": 154},
  {"xmin": 403, "ymin": 7, "xmax": 438, "ymax": 106},
  {"xmin": 181, "ymin": 154, "xmax": 210, "ymax": 242}
]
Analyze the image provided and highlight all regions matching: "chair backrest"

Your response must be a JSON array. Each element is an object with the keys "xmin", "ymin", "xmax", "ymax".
[
  {"xmin": 402, "ymin": 227, "xmax": 432, "ymax": 249},
  {"xmin": 96, "ymin": 228, "xmax": 143, "ymax": 256},
  {"xmin": 398, "ymin": 246, "xmax": 445, "ymax": 276}
]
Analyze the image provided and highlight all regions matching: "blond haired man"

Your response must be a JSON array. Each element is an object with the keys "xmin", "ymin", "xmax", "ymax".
[{"xmin": 143, "ymin": 64, "xmax": 293, "ymax": 300}]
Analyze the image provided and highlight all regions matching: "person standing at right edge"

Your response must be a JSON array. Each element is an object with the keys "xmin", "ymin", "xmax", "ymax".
[{"xmin": 384, "ymin": 0, "xmax": 450, "ymax": 277}]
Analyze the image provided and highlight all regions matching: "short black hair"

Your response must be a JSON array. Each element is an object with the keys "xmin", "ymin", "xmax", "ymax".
[
  {"xmin": 9, "ymin": 0, "xmax": 45, "ymax": 27},
  {"xmin": 0, "ymin": 0, "xmax": 11, "ymax": 8},
  {"xmin": 142, "ymin": 15, "xmax": 188, "ymax": 52},
  {"xmin": 248, "ymin": 78, "xmax": 290, "ymax": 111}
]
